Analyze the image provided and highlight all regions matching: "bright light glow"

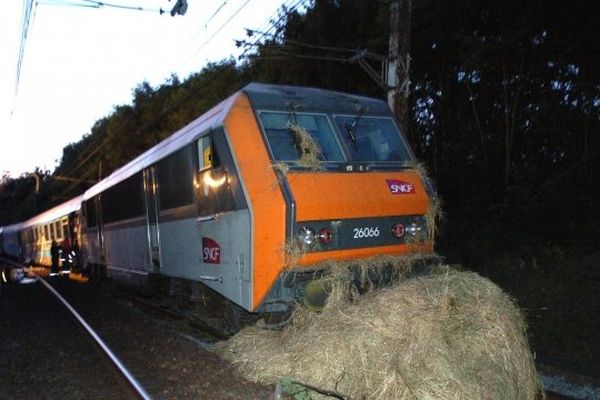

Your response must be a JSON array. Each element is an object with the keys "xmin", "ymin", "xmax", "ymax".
[
  {"xmin": 1, "ymin": 270, "xmax": 7, "ymax": 283},
  {"xmin": 203, "ymin": 173, "xmax": 227, "ymax": 189},
  {"xmin": 299, "ymin": 226, "xmax": 316, "ymax": 246}
]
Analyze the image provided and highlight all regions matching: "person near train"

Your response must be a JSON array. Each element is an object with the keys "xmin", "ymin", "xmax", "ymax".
[{"xmin": 50, "ymin": 240, "xmax": 60, "ymax": 274}]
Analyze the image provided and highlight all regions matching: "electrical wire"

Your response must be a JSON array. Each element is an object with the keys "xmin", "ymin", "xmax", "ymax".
[
  {"xmin": 185, "ymin": 0, "xmax": 252, "ymax": 63},
  {"xmin": 238, "ymin": 0, "xmax": 306, "ymax": 59},
  {"xmin": 203, "ymin": 0, "xmax": 229, "ymax": 29},
  {"xmin": 254, "ymin": 46, "xmax": 349, "ymax": 63},
  {"xmin": 41, "ymin": 0, "xmax": 165, "ymax": 13},
  {"xmin": 244, "ymin": 29, "xmax": 357, "ymax": 54},
  {"xmin": 15, "ymin": 0, "xmax": 36, "ymax": 96}
]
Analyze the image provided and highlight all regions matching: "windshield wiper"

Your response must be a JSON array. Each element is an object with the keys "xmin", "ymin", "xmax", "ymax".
[{"xmin": 344, "ymin": 109, "xmax": 364, "ymax": 150}]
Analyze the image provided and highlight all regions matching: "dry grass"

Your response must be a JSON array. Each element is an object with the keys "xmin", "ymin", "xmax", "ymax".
[
  {"xmin": 220, "ymin": 269, "xmax": 541, "ymax": 400},
  {"xmin": 410, "ymin": 162, "xmax": 444, "ymax": 243},
  {"xmin": 283, "ymin": 238, "xmax": 309, "ymax": 267},
  {"xmin": 288, "ymin": 123, "xmax": 323, "ymax": 170}
]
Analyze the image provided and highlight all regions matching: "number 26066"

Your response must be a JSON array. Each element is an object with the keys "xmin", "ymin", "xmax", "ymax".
[{"xmin": 353, "ymin": 226, "xmax": 380, "ymax": 239}]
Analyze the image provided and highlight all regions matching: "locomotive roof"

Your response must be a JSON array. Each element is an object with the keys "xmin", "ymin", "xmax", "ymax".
[
  {"xmin": 19, "ymin": 195, "xmax": 83, "ymax": 229},
  {"xmin": 83, "ymin": 83, "xmax": 391, "ymax": 201},
  {"xmin": 243, "ymin": 83, "xmax": 391, "ymax": 116}
]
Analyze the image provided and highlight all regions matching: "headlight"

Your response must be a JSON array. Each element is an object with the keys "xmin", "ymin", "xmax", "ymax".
[
  {"xmin": 298, "ymin": 226, "xmax": 316, "ymax": 246},
  {"xmin": 405, "ymin": 222, "xmax": 422, "ymax": 236}
]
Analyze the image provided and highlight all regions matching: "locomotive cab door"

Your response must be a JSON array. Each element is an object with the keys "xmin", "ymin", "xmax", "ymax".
[
  {"xmin": 143, "ymin": 166, "xmax": 161, "ymax": 273},
  {"xmin": 195, "ymin": 130, "xmax": 251, "ymax": 310}
]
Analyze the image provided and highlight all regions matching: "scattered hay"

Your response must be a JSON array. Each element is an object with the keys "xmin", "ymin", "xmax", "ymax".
[
  {"xmin": 283, "ymin": 238, "xmax": 309, "ymax": 267},
  {"xmin": 410, "ymin": 161, "xmax": 444, "ymax": 243},
  {"xmin": 425, "ymin": 196, "xmax": 443, "ymax": 242},
  {"xmin": 220, "ymin": 270, "xmax": 541, "ymax": 400},
  {"xmin": 288, "ymin": 123, "xmax": 323, "ymax": 170}
]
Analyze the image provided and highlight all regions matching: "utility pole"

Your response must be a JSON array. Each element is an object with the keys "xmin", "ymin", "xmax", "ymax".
[{"xmin": 387, "ymin": 0, "xmax": 417, "ymax": 152}]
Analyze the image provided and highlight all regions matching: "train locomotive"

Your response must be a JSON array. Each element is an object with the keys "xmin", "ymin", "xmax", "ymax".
[{"xmin": 1, "ymin": 83, "xmax": 435, "ymax": 317}]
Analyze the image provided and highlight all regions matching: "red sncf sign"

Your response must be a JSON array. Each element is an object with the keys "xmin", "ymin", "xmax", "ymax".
[
  {"xmin": 202, "ymin": 237, "xmax": 221, "ymax": 264},
  {"xmin": 386, "ymin": 179, "xmax": 415, "ymax": 195}
]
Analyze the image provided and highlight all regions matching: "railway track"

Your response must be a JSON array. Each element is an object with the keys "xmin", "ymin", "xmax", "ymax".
[
  {"xmin": 0, "ymin": 268, "xmax": 148, "ymax": 399},
  {"xmin": 35, "ymin": 273, "xmax": 151, "ymax": 399}
]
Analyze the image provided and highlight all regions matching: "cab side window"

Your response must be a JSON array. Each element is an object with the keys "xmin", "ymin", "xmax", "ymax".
[{"xmin": 196, "ymin": 133, "xmax": 234, "ymax": 216}]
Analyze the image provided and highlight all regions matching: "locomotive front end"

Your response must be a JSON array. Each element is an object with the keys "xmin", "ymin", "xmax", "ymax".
[{"xmin": 224, "ymin": 84, "xmax": 438, "ymax": 314}]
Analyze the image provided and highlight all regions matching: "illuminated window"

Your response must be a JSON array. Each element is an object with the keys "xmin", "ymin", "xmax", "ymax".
[{"xmin": 197, "ymin": 135, "xmax": 213, "ymax": 171}]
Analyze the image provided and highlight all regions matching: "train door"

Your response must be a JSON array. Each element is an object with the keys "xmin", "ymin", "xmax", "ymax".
[
  {"xmin": 95, "ymin": 195, "xmax": 106, "ymax": 264},
  {"xmin": 195, "ymin": 130, "xmax": 251, "ymax": 309},
  {"xmin": 143, "ymin": 167, "xmax": 161, "ymax": 272},
  {"xmin": 82, "ymin": 195, "xmax": 105, "ymax": 267}
]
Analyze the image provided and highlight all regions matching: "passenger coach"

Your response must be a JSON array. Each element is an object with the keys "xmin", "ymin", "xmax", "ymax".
[{"xmin": 80, "ymin": 83, "xmax": 435, "ymax": 314}]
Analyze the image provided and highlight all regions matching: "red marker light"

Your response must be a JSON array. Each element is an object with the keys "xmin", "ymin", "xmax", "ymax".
[
  {"xmin": 391, "ymin": 223, "xmax": 405, "ymax": 238},
  {"xmin": 318, "ymin": 228, "xmax": 333, "ymax": 244}
]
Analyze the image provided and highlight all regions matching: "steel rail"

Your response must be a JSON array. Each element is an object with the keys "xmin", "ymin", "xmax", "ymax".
[{"xmin": 35, "ymin": 274, "xmax": 152, "ymax": 400}]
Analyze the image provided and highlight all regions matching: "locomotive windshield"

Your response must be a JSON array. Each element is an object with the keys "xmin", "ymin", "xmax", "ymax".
[
  {"xmin": 259, "ymin": 112, "xmax": 412, "ymax": 164},
  {"xmin": 334, "ymin": 116, "xmax": 412, "ymax": 162},
  {"xmin": 259, "ymin": 112, "xmax": 344, "ymax": 162}
]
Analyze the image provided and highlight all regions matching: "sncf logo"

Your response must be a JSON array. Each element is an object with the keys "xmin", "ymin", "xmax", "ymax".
[
  {"xmin": 386, "ymin": 179, "xmax": 415, "ymax": 195},
  {"xmin": 202, "ymin": 237, "xmax": 221, "ymax": 264}
]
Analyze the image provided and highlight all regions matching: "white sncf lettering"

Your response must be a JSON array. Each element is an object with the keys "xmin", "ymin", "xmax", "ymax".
[
  {"xmin": 386, "ymin": 179, "xmax": 415, "ymax": 195},
  {"xmin": 390, "ymin": 183, "xmax": 414, "ymax": 193},
  {"xmin": 203, "ymin": 247, "xmax": 220, "ymax": 262},
  {"xmin": 202, "ymin": 237, "xmax": 221, "ymax": 264}
]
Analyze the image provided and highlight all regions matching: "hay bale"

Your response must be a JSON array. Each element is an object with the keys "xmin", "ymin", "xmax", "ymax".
[{"xmin": 220, "ymin": 271, "xmax": 541, "ymax": 399}]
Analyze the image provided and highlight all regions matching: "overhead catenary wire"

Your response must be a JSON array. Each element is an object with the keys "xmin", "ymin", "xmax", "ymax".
[
  {"xmin": 253, "ymin": 46, "xmax": 349, "ymax": 63},
  {"xmin": 37, "ymin": 0, "xmax": 166, "ymax": 13},
  {"xmin": 15, "ymin": 0, "xmax": 36, "ymax": 96},
  {"xmin": 242, "ymin": 29, "xmax": 357, "ymax": 54},
  {"xmin": 238, "ymin": 0, "xmax": 307, "ymax": 59},
  {"xmin": 185, "ymin": 0, "xmax": 252, "ymax": 64},
  {"xmin": 203, "ymin": 0, "xmax": 229, "ymax": 29}
]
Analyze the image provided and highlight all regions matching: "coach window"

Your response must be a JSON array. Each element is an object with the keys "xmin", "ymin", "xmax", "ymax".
[
  {"xmin": 196, "ymin": 133, "xmax": 235, "ymax": 216},
  {"xmin": 84, "ymin": 198, "xmax": 97, "ymax": 228},
  {"xmin": 55, "ymin": 221, "xmax": 62, "ymax": 240},
  {"xmin": 62, "ymin": 220, "xmax": 69, "ymax": 240},
  {"xmin": 102, "ymin": 174, "xmax": 144, "ymax": 224},
  {"xmin": 158, "ymin": 146, "xmax": 195, "ymax": 211}
]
